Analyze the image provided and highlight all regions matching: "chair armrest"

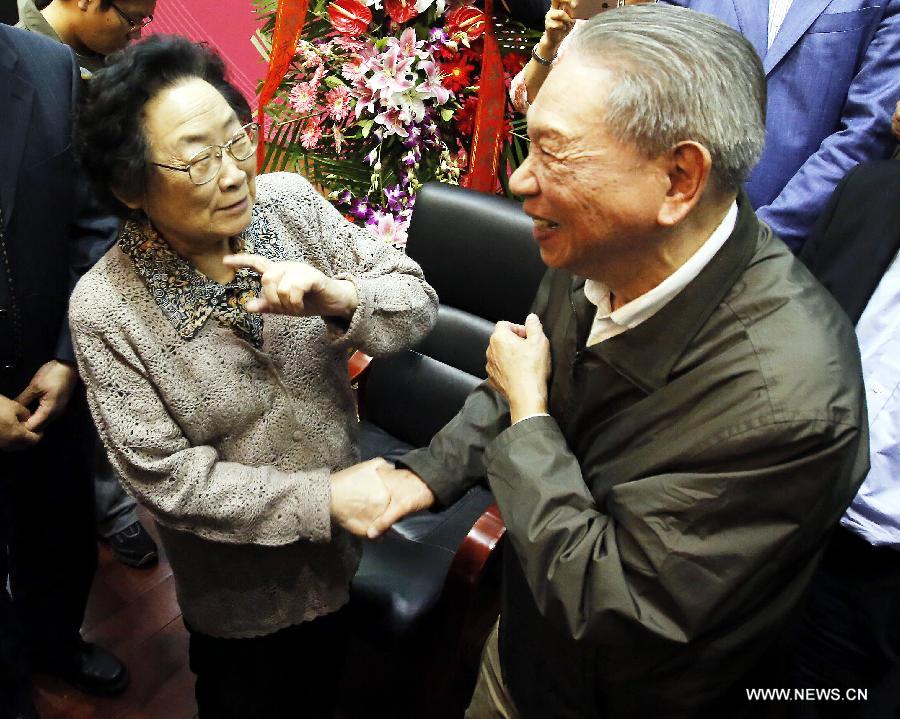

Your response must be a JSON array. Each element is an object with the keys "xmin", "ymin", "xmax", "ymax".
[{"xmin": 444, "ymin": 503, "xmax": 505, "ymax": 595}]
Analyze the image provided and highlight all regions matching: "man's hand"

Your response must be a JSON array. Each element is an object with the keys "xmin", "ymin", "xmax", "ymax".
[
  {"xmin": 330, "ymin": 458, "xmax": 392, "ymax": 536},
  {"xmin": 486, "ymin": 313, "xmax": 551, "ymax": 424},
  {"xmin": 15, "ymin": 360, "xmax": 77, "ymax": 433},
  {"xmin": 367, "ymin": 464, "xmax": 436, "ymax": 539},
  {"xmin": 223, "ymin": 254, "xmax": 359, "ymax": 319},
  {"xmin": 0, "ymin": 395, "xmax": 42, "ymax": 451}
]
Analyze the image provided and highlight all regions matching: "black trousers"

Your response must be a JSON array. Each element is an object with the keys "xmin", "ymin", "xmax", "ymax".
[
  {"xmin": 0, "ymin": 390, "xmax": 97, "ymax": 714},
  {"xmin": 188, "ymin": 608, "xmax": 349, "ymax": 719},
  {"xmin": 792, "ymin": 527, "xmax": 900, "ymax": 719}
]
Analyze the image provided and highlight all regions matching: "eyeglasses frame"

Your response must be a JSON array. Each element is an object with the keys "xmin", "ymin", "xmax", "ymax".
[
  {"xmin": 109, "ymin": 1, "xmax": 154, "ymax": 31},
  {"xmin": 151, "ymin": 122, "xmax": 261, "ymax": 186}
]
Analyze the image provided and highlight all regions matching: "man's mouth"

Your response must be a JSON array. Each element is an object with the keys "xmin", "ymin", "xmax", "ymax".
[{"xmin": 533, "ymin": 218, "xmax": 559, "ymax": 230}]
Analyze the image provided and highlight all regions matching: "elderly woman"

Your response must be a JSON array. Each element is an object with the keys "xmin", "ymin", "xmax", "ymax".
[{"xmin": 69, "ymin": 35, "xmax": 437, "ymax": 717}]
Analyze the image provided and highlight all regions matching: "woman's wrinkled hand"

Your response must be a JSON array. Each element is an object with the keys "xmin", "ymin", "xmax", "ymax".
[
  {"xmin": 330, "ymin": 458, "xmax": 392, "ymax": 537},
  {"xmin": 223, "ymin": 253, "xmax": 359, "ymax": 319}
]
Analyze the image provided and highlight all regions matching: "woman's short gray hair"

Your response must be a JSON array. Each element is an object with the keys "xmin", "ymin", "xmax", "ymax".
[{"xmin": 568, "ymin": 4, "xmax": 766, "ymax": 193}]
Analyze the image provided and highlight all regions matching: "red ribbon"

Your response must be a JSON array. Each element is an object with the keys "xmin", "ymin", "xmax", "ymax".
[
  {"xmin": 257, "ymin": 0, "xmax": 310, "ymax": 171},
  {"xmin": 467, "ymin": 0, "xmax": 505, "ymax": 193}
]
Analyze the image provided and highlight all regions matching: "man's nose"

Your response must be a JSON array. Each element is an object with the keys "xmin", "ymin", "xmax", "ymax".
[{"xmin": 509, "ymin": 157, "xmax": 539, "ymax": 197}]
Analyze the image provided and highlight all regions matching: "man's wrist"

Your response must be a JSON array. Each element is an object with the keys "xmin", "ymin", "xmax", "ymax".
[{"xmin": 509, "ymin": 396, "xmax": 548, "ymax": 425}]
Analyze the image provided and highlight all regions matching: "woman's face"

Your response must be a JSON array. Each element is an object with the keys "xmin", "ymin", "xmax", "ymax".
[{"xmin": 126, "ymin": 78, "xmax": 257, "ymax": 251}]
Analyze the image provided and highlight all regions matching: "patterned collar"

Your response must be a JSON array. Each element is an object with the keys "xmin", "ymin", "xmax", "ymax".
[{"xmin": 119, "ymin": 218, "xmax": 265, "ymax": 347}]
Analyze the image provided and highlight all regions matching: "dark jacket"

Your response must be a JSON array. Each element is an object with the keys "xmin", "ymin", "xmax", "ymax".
[
  {"xmin": 800, "ymin": 160, "xmax": 900, "ymax": 323},
  {"xmin": 0, "ymin": 24, "xmax": 116, "ymax": 396},
  {"xmin": 402, "ymin": 196, "xmax": 869, "ymax": 718}
]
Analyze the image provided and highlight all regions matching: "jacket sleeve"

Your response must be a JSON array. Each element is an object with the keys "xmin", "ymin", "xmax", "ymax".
[
  {"xmin": 54, "ymin": 58, "xmax": 119, "ymax": 363},
  {"xmin": 482, "ymin": 414, "xmax": 866, "ymax": 646},
  {"xmin": 757, "ymin": 3, "xmax": 900, "ymax": 251},
  {"xmin": 399, "ymin": 381, "xmax": 511, "ymax": 506},
  {"xmin": 294, "ymin": 177, "xmax": 438, "ymax": 357},
  {"xmin": 69, "ymin": 317, "xmax": 333, "ymax": 547}
]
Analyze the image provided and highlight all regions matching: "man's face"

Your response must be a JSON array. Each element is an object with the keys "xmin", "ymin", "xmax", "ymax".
[
  {"xmin": 76, "ymin": 0, "xmax": 156, "ymax": 56},
  {"xmin": 509, "ymin": 58, "xmax": 671, "ymax": 279}
]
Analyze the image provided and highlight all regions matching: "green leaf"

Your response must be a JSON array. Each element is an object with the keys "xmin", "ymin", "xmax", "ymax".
[{"xmin": 439, "ymin": 108, "xmax": 454, "ymax": 122}]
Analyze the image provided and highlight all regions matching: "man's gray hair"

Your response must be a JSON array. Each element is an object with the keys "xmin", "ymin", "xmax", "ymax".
[{"xmin": 568, "ymin": 4, "xmax": 766, "ymax": 192}]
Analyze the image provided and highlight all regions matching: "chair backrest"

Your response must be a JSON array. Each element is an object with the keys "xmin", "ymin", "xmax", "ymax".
[{"xmin": 362, "ymin": 182, "xmax": 547, "ymax": 448}]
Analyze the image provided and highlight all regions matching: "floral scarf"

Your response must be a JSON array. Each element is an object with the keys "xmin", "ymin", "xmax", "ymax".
[{"xmin": 119, "ymin": 219, "xmax": 266, "ymax": 347}]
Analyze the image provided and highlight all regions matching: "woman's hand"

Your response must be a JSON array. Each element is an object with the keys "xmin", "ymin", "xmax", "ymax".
[
  {"xmin": 330, "ymin": 458, "xmax": 392, "ymax": 536},
  {"xmin": 540, "ymin": 0, "xmax": 578, "ymax": 57},
  {"xmin": 224, "ymin": 254, "xmax": 359, "ymax": 319}
]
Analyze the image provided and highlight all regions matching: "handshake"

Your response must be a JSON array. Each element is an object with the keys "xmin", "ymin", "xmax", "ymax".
[{"xmin": 330, "ymin": 458, "xmax": 436, "ymax": 539}]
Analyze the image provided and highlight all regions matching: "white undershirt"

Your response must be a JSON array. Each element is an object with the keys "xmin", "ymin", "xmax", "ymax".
[
  {"xmin": 584, "ymin": 202, "xmax": 738, "ymax": 347},
  {"xmin": 768, "ymin": 0, "xmax": 796, "ymax": 48}
]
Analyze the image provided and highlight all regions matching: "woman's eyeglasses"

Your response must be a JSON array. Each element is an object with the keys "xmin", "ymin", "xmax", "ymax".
[{"xmin": 152, "ymin": 123, "xmax": 261, "ymax": 186}]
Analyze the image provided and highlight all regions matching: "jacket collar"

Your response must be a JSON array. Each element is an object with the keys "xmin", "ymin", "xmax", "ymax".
[
  {"xmin": 763, "ymin": 0, "xmax": 832, "ymax": 75},
  {"xmin": 580, "ymin": 191, "xmax": 763, "ymax": 393},
  {"xmin": 730, "ymin": 0, "xmax": 768, "ymax": 62},
  {"xmin": 119, "ymin": 218, "xmax": 265, "ymax": 345},
  {"xmin": 0, "ymin": 27, "xmax": 33, "ymax": 229}
]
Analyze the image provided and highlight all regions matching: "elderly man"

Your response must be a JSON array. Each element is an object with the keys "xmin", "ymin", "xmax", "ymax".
[
  {"xmin": 520, "ymin": 0, "xmax": 900, "ymax": 252},
  {"xmin": 362, "ymin": 6, "xmax": 869, "ymax": 718}
]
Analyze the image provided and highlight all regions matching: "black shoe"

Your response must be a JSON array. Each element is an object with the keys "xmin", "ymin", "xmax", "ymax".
[
  {"xmin": 32, "ymin": 639, "xmax": 129, "ymax": 696},
  {"xmin": 107, "ymin": 521, "xmax": 158, "ymax": 568}
]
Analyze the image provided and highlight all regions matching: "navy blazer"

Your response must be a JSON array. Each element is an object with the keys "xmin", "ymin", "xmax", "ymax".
[
  {"xmin": 660, "ymin": 0, "xmax": 899, "ymax": 251},
  {"xmin": 0, "ymin": 24, "xmax": 117, "ymax": 396}
]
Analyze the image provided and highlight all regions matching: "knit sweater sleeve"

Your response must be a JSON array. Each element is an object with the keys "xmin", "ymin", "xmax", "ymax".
[
  {"xmin": 265, "ymin": 173, "xmax": 438, "ymax": 356},
  {"xmin": 69, "ymin": 303, "xmax": 332, "ymax": 547}
]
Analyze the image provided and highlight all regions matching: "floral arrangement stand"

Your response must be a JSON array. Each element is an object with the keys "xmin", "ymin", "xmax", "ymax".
[{"xmin": 252, "ymin": 0, "xmax": 538, "ymax": 247}]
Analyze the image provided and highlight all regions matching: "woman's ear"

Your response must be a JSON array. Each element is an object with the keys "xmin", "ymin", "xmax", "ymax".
[{"xmin": 112, "ymin": 187, "xmax": 144, "ymax": 212}]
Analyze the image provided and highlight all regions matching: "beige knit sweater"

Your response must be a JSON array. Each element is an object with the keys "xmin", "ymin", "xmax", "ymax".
[{"xmin": 69, "ymin": 173, "xmax": 438, "ymax": 638}]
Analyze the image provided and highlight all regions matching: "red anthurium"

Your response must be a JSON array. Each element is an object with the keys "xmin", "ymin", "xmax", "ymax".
[
  {"xmin": 384, "ymin": 0, "xmax": 419, "ymax": 24},
  {"xmin": 445, "ymin": 6, "xmax": 488, "ymax": 42},
  {"xmin": 328, "ymin": 0, "xmax": 372, "ymax": 35}
]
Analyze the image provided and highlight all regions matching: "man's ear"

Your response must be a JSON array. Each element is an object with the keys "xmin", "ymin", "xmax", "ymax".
[{"xmin": 656, "ymin": 141, "xmax": 712, "ymax": 227}]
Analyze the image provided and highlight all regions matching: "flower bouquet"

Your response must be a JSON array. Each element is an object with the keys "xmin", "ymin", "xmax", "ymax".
[{"xmin": 252, "ymin": 0, "xmax": 537, "ymax": 246}]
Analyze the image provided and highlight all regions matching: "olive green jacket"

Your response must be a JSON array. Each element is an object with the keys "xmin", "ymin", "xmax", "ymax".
[
  {"xmin": 16, "ymin": 0, "xmax": 105, "ymax": 76},
  {"xmin": 402, "ymin": 196, "xmax": 868, "ymax": 718}
]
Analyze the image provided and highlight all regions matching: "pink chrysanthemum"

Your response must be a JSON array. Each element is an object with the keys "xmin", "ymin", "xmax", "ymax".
[
  {"xmin": 288, "ymin": 82, "xmax": 316, "ymax": 115},
  {"xmin": 326, "ymin": 86, "xmax": 352, "ymax": 122},
  {"xmin": 300, "ymin": 115, "xmax": 324, "ymax": 150}
]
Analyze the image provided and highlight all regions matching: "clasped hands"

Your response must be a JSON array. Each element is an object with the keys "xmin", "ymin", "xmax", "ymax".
[
  {"xmin": 0, "ymin": 360, "xmax": 77, "ymax": 451},
  {"xmin": 330, "ymin": 313, "xmax": 550, "ymax": 537},
  {"xmin": 330, "ymin": 458, "xmax": 436, "ymax": 539}
]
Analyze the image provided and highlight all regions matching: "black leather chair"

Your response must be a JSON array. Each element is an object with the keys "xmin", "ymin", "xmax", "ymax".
[{"xmin": 342, "ymin": 182, "xmax": 546, "ymax": 718}]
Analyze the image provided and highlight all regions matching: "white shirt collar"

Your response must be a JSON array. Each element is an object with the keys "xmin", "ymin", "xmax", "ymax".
[{"xmin": 584, "ymin": 202, "xmax": 738, "ymax": 343}]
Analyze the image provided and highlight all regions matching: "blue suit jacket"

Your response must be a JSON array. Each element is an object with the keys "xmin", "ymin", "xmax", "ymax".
[
  {"xmin": 662, "ymin": 0, "xmax": 899, "ymax": 250},
  {"xmin": 0, "ymin": 24, "xmax": 117, "ymax": 395}
]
